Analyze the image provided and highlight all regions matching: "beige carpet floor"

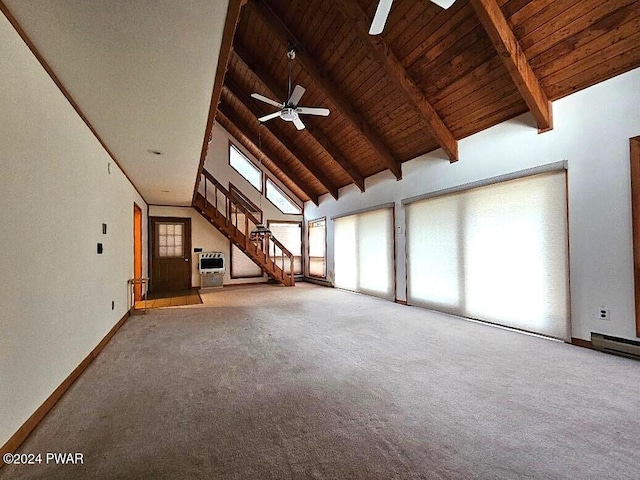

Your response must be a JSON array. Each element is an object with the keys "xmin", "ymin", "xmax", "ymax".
[{"xmin": 2, "ymin": 283, "xmax": 639, "ymax": 479}]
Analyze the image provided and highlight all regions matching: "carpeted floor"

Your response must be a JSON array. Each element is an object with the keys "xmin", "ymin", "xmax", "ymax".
[{"xmin": 2, "ymin": 283, "xmax": 639, "ymax": 479}]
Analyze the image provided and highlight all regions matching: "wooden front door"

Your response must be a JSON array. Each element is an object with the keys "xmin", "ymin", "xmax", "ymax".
[{"xmin": 149, "ymin": 217, "xmax": 191, "ymax": 293}]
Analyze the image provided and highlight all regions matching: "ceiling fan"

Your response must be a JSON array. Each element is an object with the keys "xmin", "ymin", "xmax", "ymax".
[
  {"xmin": 250, "ymin": 45, "xmax": 330, "ymax": 131},
  {"xmin": 369, "ymin": 0, "xmax": 457, "ymax": 35}
]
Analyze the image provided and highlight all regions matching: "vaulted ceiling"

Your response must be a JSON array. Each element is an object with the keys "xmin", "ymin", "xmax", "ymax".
[
  {"xmin": 4, "ymin": 0, "xmax": 639, "ymax": 207},
  {"xmin": 217, "ymin": 0, "xmax": 640, "ymax": 205}
]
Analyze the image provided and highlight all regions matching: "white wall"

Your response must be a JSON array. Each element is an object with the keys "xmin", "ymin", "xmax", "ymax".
[
  {"xmin": 305, "ymin": 67, "xmax": 640, "ymax": 343},
  {"xmin": 0, "ymin": 14, "xmax": 147, "ymax": 447},
  {"xmin": 148, "ymin": 206, "xmax": 269, "ymax": 286}
]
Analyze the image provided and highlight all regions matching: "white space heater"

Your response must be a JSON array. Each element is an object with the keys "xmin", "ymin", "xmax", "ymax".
[{"xmin": 199, "ymin": 252, "xmax": 225, "ymax": 288}]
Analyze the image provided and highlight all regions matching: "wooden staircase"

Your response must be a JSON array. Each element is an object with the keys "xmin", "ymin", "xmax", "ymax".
[{"xmin": 193, "ymin": 170, "xmax": 295, "ymax": 286}]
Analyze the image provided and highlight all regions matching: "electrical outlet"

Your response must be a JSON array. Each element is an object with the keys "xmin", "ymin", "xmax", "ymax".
[{"xmin": 598, "ymin": 306, "xmax": 610, "ymax": 321}]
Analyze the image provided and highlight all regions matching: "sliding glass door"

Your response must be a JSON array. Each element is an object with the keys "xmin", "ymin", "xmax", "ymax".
[
  {"xmin": 334, "ymin": 206, "xmax": 395, "ymax": 300},
  {"xmin": 406, "ymin": 170, "xmax": 569, "ymax": 339}
]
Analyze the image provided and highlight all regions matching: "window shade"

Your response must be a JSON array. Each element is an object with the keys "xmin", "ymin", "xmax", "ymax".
[
  {"xmin": 231, "ymin": 244, "xmax": 263, "ymax": 278},
  {"xmin": 334, "ymin": 207, "xmax": 394, "ymax": 300},
  {"xmin": 406, "ymin": 170, "xmax": 569, "ymax": 339},
  {"xmin": 308, "ymin": 218, "xmax": 326, "ymax": 278},
  {"xmin": 269, "ymin": 222, "xmax": 302, "ymax": 274}
]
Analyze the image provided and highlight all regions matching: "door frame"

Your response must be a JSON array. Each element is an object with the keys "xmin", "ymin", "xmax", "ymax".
[
  {"xmin": 133, "ymin": 203, "xmax": 143, "ymax": 301},
  {"xmin": 148, "ymin": 216, "xmax": 192, "ymax": 293},
  {"xmin": 630, "ymin": 136, "xmax": 640, "ymax": 337}
]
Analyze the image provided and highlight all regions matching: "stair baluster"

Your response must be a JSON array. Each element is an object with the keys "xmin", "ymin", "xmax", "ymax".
[{"xmin": 193, "ymin": 169, "xmax": 295, "ymax": 286}]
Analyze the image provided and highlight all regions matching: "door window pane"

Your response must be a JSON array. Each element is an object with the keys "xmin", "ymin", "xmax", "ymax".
[{"xmin": 156, "ymin": 222, "xmax": 184, "ymax": 258}]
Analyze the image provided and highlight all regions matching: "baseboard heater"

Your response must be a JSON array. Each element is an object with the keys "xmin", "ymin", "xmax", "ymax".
[{"xmin": 591, "ymin": 333, "xmax": 640, "ymax": 360}]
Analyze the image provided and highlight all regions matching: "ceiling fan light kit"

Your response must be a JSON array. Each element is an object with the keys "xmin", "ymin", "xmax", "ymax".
[{"xmin": 370, "ymin": 0, "xmax": 457, "ymax": 35}]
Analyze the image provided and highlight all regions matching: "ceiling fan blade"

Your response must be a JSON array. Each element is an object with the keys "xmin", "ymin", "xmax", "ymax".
[
  {"xmin": 369, "ymin": 0, "xmax": 394, "ymax": 35},
  {"xmin": 288, "ymin": 85, "xmax": 306, "ymax": 107},
  {"xmin": 296, "ymin": 107, "xmax": 330, "ymax": 117},
  {"xmin": 251, "ymin": 93, "xmax": 283, "ymax": 109},
  {"xmin": 258, "ymin": 111, "xmax": 281, "ymax": 123},
  {"xmin": 430, "ymin": 0, "xmax": 456, "ymax": 9},
  {"xmin": 293, "ymin": 117, "xmax": 306, "ymax": 130}
]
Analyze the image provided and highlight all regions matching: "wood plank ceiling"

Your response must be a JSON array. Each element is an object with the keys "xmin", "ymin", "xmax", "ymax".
[{"xmin": 215, "ymin": 0, "xmax": 640, "ymax": 204}]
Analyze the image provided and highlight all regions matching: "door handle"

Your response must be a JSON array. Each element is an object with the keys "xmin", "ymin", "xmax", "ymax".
[{"xmin": 184, "ymin": 258, "xmax": 189, "ymax": 262}]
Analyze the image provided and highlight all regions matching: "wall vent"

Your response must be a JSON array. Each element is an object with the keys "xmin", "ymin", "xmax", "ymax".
[{"xmin": 591, "ymin": 333, "xmax": 640, "ymax": 360}]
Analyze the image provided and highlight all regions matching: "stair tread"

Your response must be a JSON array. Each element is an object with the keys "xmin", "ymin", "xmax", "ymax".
[{"xmin": 194, "ymin": 191, "xmax": 294, "ymax": 287}]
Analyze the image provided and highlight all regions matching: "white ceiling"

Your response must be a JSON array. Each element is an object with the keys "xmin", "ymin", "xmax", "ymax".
[{"xmin": 4, "ymin": 0, "xmax": 230, "ymax": 206}]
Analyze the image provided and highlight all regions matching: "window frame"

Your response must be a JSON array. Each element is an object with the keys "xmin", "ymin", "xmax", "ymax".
[
  {"xmin": 265, "ymin": 178, "xmax": 302, "ymax": 215},
  {"xmin": 307, "ymin": 217, "xmax": 327, "ymax": 279},
  {"xmin": 268, "ymin": 220, "xmax": 303, "ymax": 275},
  {"xmin": 228, "ymin": 141, "xmax": 262, "ymax": 193}
]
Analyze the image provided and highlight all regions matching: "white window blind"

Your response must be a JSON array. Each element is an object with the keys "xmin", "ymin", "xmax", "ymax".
[
  {"xmin": 269, "ymin": 222, "xmax": 302, "ymax": 274},
  {"xmin": 334, "ymin": 207, "xmax": 394, "ymax": 300},
  {"xmin": 406, "ymin": 170, "xmax": 569, "ymax": 339},
  {"xmin": 231, "ymin": 244, "xmax": 263, "ymax": 278},
  {"xmin": 308, "ymin": 218, "xmax": 326, "ymax": 278}
]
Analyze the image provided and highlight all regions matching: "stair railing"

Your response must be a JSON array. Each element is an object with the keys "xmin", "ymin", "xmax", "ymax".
[
  {"xmin": 265, "ymin": 234, "xmax": 295, "ymax": 281},
  {"xmin": 197, "ymin": 170, "xmax": 295, "ymax": 284}
]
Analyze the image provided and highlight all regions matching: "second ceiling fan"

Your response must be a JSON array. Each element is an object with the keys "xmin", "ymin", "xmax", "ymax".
[{"xmin": 369, "ymin": 0, "xmax": 457, "ymax": 35}]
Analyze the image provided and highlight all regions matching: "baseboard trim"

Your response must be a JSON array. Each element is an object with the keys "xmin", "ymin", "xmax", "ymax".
[
  {"xmin": 221, "ymin": 281, "xmax": 269, "ymax": 288},
  {"xmin": 571, "ymin": 337, "xmax": 593, "ymax": 349},
  {"xmin": 0, "ymin": 310, "xmax": 131, "ymax": 468},
  {"xmin": 302, "ymin": 276, "xmax": 332, "ymax": 287}
]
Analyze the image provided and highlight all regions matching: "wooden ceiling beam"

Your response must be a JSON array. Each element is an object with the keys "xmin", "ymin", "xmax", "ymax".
[
  {"xmin": 333, "ymin": 0, "xmax": 459, "ymax": 163},
  {"xmin": 223, "ymin": 80, "xmax": 340, "ymax": 200},
  {"xmin": 232, "ymin": 44, "xmax": 366, "ymax": 192},
  {"xmin": 216, "ymin": 107, "xmax": 320, "ymax": 206},
  {"xmin": 469, "ymin": 0, "xmax": 552, "ymax": 131},
  {"xmin": 192, "ymin": 0, "xmax": 248, "ymax": 203},
  {"xmin": 249, "ymin": 0, "xmax": 403, "ymax": 180}
]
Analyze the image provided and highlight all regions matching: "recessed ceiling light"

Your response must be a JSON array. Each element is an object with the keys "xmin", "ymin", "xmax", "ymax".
[{"xmin": 147, "ymin": 149, "xmax": 163, "ymax": 156}]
